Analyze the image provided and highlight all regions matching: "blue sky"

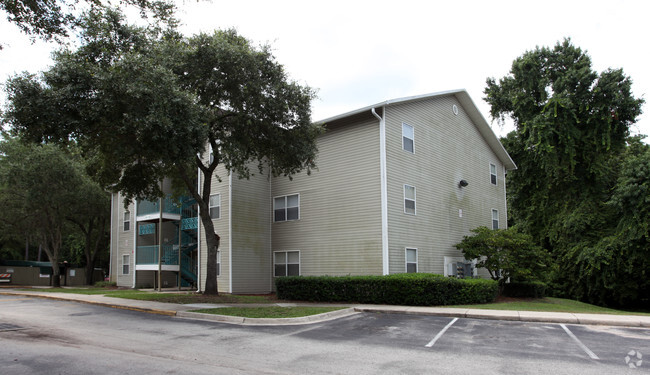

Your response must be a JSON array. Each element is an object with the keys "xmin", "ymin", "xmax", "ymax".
[{"xmin": 2, "ymin": 0, "xmax": 648, "ymax": 140}]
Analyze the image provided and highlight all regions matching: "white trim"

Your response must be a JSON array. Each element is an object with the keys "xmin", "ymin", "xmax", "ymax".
[
  {"xmin": 491, "ymin": 208, "xmax": 499, "ymax": 230},
  {"xmin": 196, "ymin": 166, "xmax": 202, "ymax": 292},
  {"xmin": 228, "ymin": 172, "xmax": 233, "ymax": 293},
  {"xmin": 405, "ymin": 247, "xmax": 418, "ymax": 273},
  {"xmin": 109, "ymin": 193, "xmax": 114, "ymax": 281},
  {"xmin": 269, "ymin": 176, "xmax": 273, "ymax": 290},
  {"xmin": 404, "ymin": 184, "xmax": 416, "ymax": 215},
  {"xmin": 503, "ymin": 165, "xmax": 508, "ymax": 229},
  {"xmin": 209, "ymin": 193, "xmax": 221, "ymax": 220},
  {"xmin": 316, "ymin": 89, "xmax": 516, "ymax": 171},
  {"xmin": 372, "ymin": 107, "xmax": 389, "ymax": 275},
  {"xmin": 402, "ymin": 122, "xmax": 415, "ymax": 154},
  {"xmin": 489, "ymin": 162, "xmax": 497, "ymax": 185},
  {"xmin": 272, "ymin": 193, "xmax": 300, "ymax": 222},
  {"xmin": 273, "ymin": 250, "xmax": 300, "ymax": 277},
  {"xmin": 131, "ymin": 197, "xmax": 136, "ymax": 288}
]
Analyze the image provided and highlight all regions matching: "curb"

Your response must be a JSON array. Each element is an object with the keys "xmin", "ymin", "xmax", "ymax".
[
  {"xmin": 353, "ymin": 307, "xmax": 650, "ymax": 328},
  {"xmin": 177, "ymin": 307, "xmax": 358, "ymax": 325},
  {"xmin": 0, "ymin": 291, "xmax": 177, "ymax": 317}
]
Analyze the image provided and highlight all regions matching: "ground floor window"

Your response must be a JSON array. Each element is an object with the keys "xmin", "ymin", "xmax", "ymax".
[
  {"xmin": 122, "ymin": 254, "xmax": 130, "ymax": 275},
  {"xmin": 274, "ymin": 251, "xmax": 300, "ymax": 276},
  {"xmin": 406, "ymin": 248, "xmax": 418, "ymax": 273}
]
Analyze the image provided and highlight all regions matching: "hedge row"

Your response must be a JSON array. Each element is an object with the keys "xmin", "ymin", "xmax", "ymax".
[
  {"xmin": 275, "ymin": 274, "xmax": 498, "ymax": 306},
  {"xmin": 502, "ymin": 281, "xmax": 547, "ymax": 298}
]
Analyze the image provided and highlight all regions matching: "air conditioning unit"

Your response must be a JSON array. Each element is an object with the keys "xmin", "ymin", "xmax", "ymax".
[{"xmin": 447, "ymin": 261, "xmax": 474, "ymax": 279}]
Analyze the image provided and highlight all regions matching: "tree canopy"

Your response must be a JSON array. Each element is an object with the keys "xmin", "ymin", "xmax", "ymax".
[
  {"xmin": 485, "ymin": 38, "xmax": 647, "ymax": 307},
  {"xmin": 3, "ymin": 8, "xmax": 323, "ymax": 294},
  {"xmin": 0, "ymin": 0, "xmax": 174, "ymax": 46},
  {"xmin": 0, "ymin": 138, "xmax": 108, "ymax": 286}
]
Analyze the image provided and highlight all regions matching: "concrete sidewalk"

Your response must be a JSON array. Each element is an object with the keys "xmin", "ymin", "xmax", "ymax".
[{"xmin": 2, "ymin": 289, "xmax": 649, "ymax": 328}]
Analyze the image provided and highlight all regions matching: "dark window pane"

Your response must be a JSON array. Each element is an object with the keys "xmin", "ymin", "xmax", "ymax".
[
  {"xmin": 274, "ymin": 209, "xmax": 286, "ymax": 222},
  {"xmin": 492, "ymin": 219, "xmax": 499, "ymax": 230},
  {"xmin": 406, "ymin": 263, "xmax": 417, "ymax": 273},
  {"xmin": 491, "ymin": 174, "xmax": 497, "ymax": 185},
  {"xmin": 287, "ymin": 207, "xmax": 299, "ymax": 221},
  {"xmin": 403, "ymin": 137, "xmax": 414, "ymax": 153},
  {"xmin": 287, "ymin": 264, "xmax": 300, "ymax": 276},
  {"xmin": 405, "ymin": 199, "xmax": 415, "ymax": 214},
  {"xmin": 210, "ymin": 207, "xmax": 220, "ymax": 219},
  {"xmin": 274, "ymin": 264, "xmax": 286, "ymax": 277}
]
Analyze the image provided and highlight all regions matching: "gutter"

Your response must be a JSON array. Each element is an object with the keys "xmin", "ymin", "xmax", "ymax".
[{"xmin": 372, "ymin": 107, "xmax": 389, "ymax": 275}]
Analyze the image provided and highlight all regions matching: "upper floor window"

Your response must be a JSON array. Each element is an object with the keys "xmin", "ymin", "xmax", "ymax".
[
  {"xmin": 490, "ymin": 163, "xmax": 497, "ymax": 185},
  {"xmin": 404, "ymin": 185, "xmax": 416, "ymax": 215},
  {"xmin": 274, "ymin": 194, "xmax": 299, "ymax": 222},
  {"xmin": 492, "ymin": 209, "xmax": 499, "ymax": 230},
  {"xmin": 406, "ymin": 248, "xmax": 418, "ymax": 273},
  {"xmin": 123, "ymin": 211, "xmax": 130, "ymax": 231},
  {"xmin": 209, "ymin": 194, "xmax": 221, "ymax": 219},
  {"xmin": 402, "ymin": 123, "xmax": 414, "ymax": 153}
]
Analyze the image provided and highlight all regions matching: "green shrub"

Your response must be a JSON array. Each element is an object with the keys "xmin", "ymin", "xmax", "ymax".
[
  {"xmin": 502, "ymin": 281, "xmax": 547, "ymax": 298},
  {"xmin": 93, "ymin": 281, "xmax": 117, "ymax": 288},
  {"xmin": 275, "ymin": 274, "xmax": 498, "ymax": 306}
]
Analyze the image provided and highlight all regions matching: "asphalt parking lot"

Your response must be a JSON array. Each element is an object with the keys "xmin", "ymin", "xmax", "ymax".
[{"xmin": 281, "ymin": 312, "xmax": 650, "ymax": 372}]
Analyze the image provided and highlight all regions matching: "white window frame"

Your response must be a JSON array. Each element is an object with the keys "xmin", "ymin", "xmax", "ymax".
[
  {"xmin": 492, "ymin": 209, "xmax": 499, "ymax": 230},
  {"xmin": 273, "ymin": 251, "xmax": 300, "ymax": 277},
  {"xmin": 123, "ymin": 210, "xmax": 130, "ymax": 231},
  {"xmin": 217, "ymin": 250, "xmax": 221, "ymax": 276},
  {"xmin": 122, "ymin": 254, "xmax": 130, "ymax": 275},
  {"xmin": 273, "ymin": 194, "xmax": 300, "ymax": 222},
  {"xmin": 209, "ymin": 193, "xmax": 221, "ymax": 220},
  {"xmin": 402, "ymin": 123, "xmax": 415, "ymax": 153},
  {"xmin": 490, "ymin": 163, "xmax": 497, "ymax": 185},
  {"xmin": 404, "ymin": 185, "xmax": 416, "ymax": 215},
  {"xmin": 405, "ymin": 248, "xmax": 418, "ymax": 273}
]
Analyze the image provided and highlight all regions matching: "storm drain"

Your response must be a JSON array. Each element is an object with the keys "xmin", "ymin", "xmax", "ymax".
[{"xmin": 0, "ymin": 323, "xmax": 25, "ymax": 332}]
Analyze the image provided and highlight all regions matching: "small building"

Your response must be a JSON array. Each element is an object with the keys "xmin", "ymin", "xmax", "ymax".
[{"xmin": 109, "ymin": 89, "xmax": 516, "ymax": 293}]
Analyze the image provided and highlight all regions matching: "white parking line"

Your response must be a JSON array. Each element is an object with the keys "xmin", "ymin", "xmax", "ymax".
[
  {"xmin": 425, "ymin": 317, "xmax": 458, "ymax": 348},
  {"xmin": 560, "ymin": 324, "xmax": 599, "ymax": 360}
]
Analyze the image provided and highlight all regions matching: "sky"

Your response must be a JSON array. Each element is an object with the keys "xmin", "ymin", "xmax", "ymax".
[{"xmin": 1, "ymin": 0, "xmax": 649, "ymax": 140}]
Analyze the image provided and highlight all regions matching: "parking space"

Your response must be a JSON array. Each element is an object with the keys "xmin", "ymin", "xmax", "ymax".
[{"xmin": 290, "ymin": 312, "xmax": 649, "ymax": 372}]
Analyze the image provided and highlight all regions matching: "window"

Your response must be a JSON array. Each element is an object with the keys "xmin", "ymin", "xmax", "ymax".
[
  {"xmin": 402, "ymin": 123, "xmax": 414, "ymax": 153},
  {"xmin": 490, "ymin": 163, "xmax": 497, "ymax": 185},
  {"xmin": 209, "ymin": 194, "xmax": 221, "ymax": 219},
  {"xmin": 123, "ymin": 211, "xmax": 130, "ymax": 231},
  {"xmin": 217, "ymin": 251, "xmax": 221, "ymax": 276},
  {"xmin": 406, "ymin": 248, "xmax": 418, "ymax": 273},
  {"xmin": 122, "ymin": 254, "xmax": 130, "ymax": 275},
  {"xmin": 274, "ymin": 194, "xmax": 299, "ymax": 222},
  {"xmin": 492, "ymin": 209, "xmax": 499, "ymax": 230},
  {"xmin": 274, "ymin": 251, "xmax": 300, "ymax": 276},
  {"xmin": 404, "ymin": 185, "xmax": 416, "ymax": 215}
]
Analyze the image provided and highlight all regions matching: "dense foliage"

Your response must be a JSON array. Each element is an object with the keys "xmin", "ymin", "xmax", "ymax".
[
  {"xmin": 485, "ymin": 39, "xmax": 647, "ymax": 307},
  {"xmin": 3, "ymin": 8, "xmax": 322, "ymax": 294},
  {"xmin": 275, "ymin": 274, "xmax": 498, "ymax": 306},
  {"xmin": 455, "ymin": 226, "xmax": 549, "ymax": 282},
  {"xmin": 0, "ymin": 138, "xmax": 109, "ymax": 286}
]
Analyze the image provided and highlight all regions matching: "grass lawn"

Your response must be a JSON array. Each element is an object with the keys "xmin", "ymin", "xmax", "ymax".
[
  {"xmin": 190, "ymin": 306, "xmax": 347, "ymax": 319},
  {"xmin": 25, "ymin": 288, "xmax": 279, "ymax": 304},
  {"xmin": 450, "ymin": 297, "xmax": 650, "ymax": 316}
]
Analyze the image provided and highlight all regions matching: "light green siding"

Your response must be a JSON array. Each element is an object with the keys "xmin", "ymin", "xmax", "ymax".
[
  {"xmin": 385, "ymin": 95, "xmax": 507, "ymax": 274},
  {"xmin": 231, "ymin": 171, "xmax": 272, "ymax": 293},
  {"xmin": 272, "ymin": 117, "xmax": 383, "ymax": 276},
  {"xmin": 112, "ymin": 193, "xmax": 135, "ymax": 287},
  {"xmin": 198, "ymin": 163, "xmax": 231, "ymax": 293}
]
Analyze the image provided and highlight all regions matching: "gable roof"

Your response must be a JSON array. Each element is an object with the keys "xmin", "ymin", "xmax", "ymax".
[{"xmin": 317, "ymin": 89, "xmax": 517, "ymax": 170}]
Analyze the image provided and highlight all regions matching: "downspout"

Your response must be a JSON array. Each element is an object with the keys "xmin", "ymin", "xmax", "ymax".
[
  {"xmin": 157, "ymin": 192, "xmax": 163, "ymax": 291},
  {"xmin": 132, "ymin": 196, "xmax": 136, "ymax": 288},
  {"xmin": 109, "ymin": 193, "xmax": 114, "ymax": 282},
  {"xmin": 503, "ymin": 165, "xmax": 508, "ymax": 229},
  {"xmin": 228, "ymin": 172, "xmax": 233, "ymax": 293},
  {"xmin": 196, "ymin": 166, "xmax": 202, "ymax": 293},
  {"xmin": 372, "ymin": 107, "xmax": 389, "ymax": 275}
]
